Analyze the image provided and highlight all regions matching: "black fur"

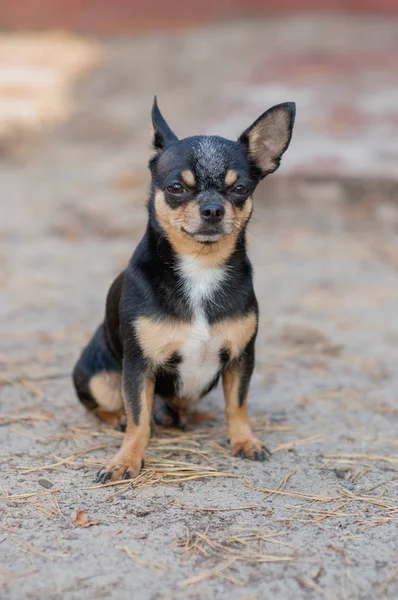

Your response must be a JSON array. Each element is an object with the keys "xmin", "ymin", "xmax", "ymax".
[{"xmin": 73, "ymin": 97, "xmax": 295, "ymax": 430}]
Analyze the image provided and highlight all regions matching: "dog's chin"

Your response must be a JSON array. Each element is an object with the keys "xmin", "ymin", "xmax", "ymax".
[
  {"xmin": 181, "ymin": 227, "xmax": 225, "ymax": 244},
  {"xmin": 193, "ymin": 233, "xmax": 224, "ymax": 244}
]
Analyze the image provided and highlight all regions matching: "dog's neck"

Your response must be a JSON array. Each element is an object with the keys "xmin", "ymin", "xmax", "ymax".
[
  {"xmin": 176, "ymin": 254, "xmax": 228, "ymax": 313},
  {"xmin": 135, "ymin": 221, "xmax": 252, "ymax": 322}
]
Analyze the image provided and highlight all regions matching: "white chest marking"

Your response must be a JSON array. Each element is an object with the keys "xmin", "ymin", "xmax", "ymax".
[{"xmin": 177, "ymin": 256, "xmax": 227, "ymax": 399}]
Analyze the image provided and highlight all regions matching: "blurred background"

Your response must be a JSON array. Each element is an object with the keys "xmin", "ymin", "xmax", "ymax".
[
  {"xmin": 1, "ymin": 4, "xmax": 398, "ymax": 599},
  {"xmin": 0, "ymin": 0, "xmax": 397, "ymax": 180},
  {"xmin": 1, "ymin": 0, "xmax": 398, "ymax": 412}
]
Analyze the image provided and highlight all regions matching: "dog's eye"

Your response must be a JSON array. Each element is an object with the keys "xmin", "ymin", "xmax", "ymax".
[
  {"xmin": 233, "ymin": 184, "xmax": 249, "ymax": 195},
  {"xmin": 166, "ymin": 183, "xmax": 185, "ymax": 195}
]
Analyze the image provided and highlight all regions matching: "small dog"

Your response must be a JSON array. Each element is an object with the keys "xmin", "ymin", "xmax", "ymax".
[{"xmin": 73, "ymin": 97, "xmax": 295, "ymax": 483}]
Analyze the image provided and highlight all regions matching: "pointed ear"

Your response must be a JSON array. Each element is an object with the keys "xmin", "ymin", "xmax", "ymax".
[
  {"xmin": 151, "ymin": 96, "xmax": 178, "ymax": 151},
  {"xmin": 239, "ymin": 102, "xmax": 295, "ymax": 176}
]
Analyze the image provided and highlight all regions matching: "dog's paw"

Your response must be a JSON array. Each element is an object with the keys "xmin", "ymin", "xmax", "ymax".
[
  {"xmin": 95, "ymin": 459, "xmax": 145, "ymax": 484},
  {"xmin": 152, "ymin": 396, "xmax": 179, "ymax": 427},
  {"xmin": 231, "ymin": 437, "xmax": 271, "ymax": 461}
]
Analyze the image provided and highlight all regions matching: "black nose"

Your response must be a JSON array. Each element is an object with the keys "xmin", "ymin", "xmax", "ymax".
[{"xmin": 200, "ymin": 203, "xmax": 225, "ymax": 224}]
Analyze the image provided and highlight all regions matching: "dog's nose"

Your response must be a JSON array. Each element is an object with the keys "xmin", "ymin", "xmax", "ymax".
[{"xmin": 200, "ymin": 203, "xmax": 225, "ymax": 224}]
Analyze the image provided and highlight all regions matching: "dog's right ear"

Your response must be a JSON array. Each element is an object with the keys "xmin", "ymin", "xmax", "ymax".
[{"xmin": 152, "ymin": 96, "xmax": 178, "ymax": 151}]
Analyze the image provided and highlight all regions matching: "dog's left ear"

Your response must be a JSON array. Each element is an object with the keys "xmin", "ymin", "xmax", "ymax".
[
  {"xmin": 152, "ymin": 96, "xmax": 178, "ymax": 151},
  {"xmin": 239, "ymin": 102, "xmax": 295, "ymax": 176}
]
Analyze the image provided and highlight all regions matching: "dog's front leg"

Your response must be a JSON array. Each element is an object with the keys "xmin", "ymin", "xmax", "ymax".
[
  {"xmin": 223, "ymin": 342, "xmax": 270, "ymax": 462},
  {"xmin": 96, "ymin": 358, "xmax": 154, "ymax": 483}
]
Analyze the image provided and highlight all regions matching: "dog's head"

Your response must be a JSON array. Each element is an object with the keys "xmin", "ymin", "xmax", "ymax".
[{"xmin": 149, "ymin": 97, "xmax": 295, "ymax": 256}]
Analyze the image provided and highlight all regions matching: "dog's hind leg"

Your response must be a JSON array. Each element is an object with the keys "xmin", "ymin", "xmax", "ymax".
[
  {"xmin": 73, "ymin": 326, "xmax": 125, "ymax": 429},
  {"xmin": 89, "ymin": 371, "xmax": 125, "ymax": 428}
]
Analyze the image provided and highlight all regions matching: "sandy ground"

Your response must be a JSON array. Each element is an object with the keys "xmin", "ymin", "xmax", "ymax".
[{"xmin": 1, "ymin": 18, "xmax": 398, "ymax": 600}]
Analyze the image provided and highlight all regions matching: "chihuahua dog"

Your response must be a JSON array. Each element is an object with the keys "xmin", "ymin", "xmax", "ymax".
[{"xmin": 73, "ymin": 97, "xmax": 295, "ymax": 483}]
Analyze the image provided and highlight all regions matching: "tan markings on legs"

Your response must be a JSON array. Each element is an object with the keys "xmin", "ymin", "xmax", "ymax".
[
  {"xmin": 223, "ymin": 368, "xmax": 263, "ymax": 458},
  {"xmin": 181, "ymin": 169, "xmax": 196, "ymax": 187},
  {"xmin": 225, "ymin": 169, "xmax": 238, "ymax": 186},
  {"xmin": 102, "ymin": 378, "xmax": 155, "ymax": 481},
  {"xmin": 211, "ymin": 312, "xmax": 257, "ymax": 360},
  {"xmin": 89, "ymin": 371, "xmax": 123, "ymax": 411},
  {"xmin": 135, "ymin": 316, "xmax": 189, "ymax": 364}
]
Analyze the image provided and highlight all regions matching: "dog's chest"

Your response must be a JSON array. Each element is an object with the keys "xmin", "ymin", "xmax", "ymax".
[
  {"xmin": 177, "ymin": 312, "xmax": 222, "ymax": 399},
  {"xmin": 177, "ymin": 258, "xmax": 226, "ymax": 399}
]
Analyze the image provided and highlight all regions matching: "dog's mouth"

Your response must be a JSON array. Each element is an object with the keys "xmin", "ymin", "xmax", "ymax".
[{"xmin": 181, "ymin": 226, "xmax": 224, "ymax": 244}]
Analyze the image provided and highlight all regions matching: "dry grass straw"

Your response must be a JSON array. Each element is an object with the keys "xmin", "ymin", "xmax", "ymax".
[
  {"xmin": 34, "ymin": 494, "xmax": 64, "ymax": 519},
  {"xmin": 45, "ymin": 416, "xmax": 294, "ymax": 496},
  {"xmin": 297, "ymin": 575, "xmax": 332, "ymax": 599},
  {"xmin": 339, "ymin": 488, "xmax": 398, "ymax": 510},
  {"xmin": 378, "ymin": 566, "xmax": 398, "ymax": 595},
  {"xmin": 6, "ymin": 417, "xmax": 255, "ymax": 501},
  {"xmin": 319, "ymin": 459, "xmax": 372, "ymax": 484},
  {"xmin": 13, "ymin": 538, "xmax": 56, "ymax": 562},
  {"xmin": 356, "ymin": 516, "xmax": 398, "ymax": 529},
  {"xmin": 88, "ymin": 456, "xmax": 240, "ymax": 500},
  {"xmin": 286, "ymin": 501, "xmax": 361, "ymax": 523},
  {"xmin": 325, "ymin": 452, "xmax": 398, "ymax": 465},
  {"xmin": 118, "ymin": 545, "xmax": 168, "ymax": 570},
  {"xmin": 7, "ymin": 405, "xmax": 396, "ymax": 533},
  {"xmin": 176, "ymin": 525, "xmax": 303, "ymax": 588},
  {"xmin": 0, "ymin": 413, "xmax": 52, "ymax": 426},
  {"xmin": 6, "ymin": 412, "xmax": 296, "ymax": 481},
  {"xmin": 171, "ymin": 500, "xmax": 258, "ymax": 512},
  {"xmin": 6, "ymin": 416, "xmax": 341, "ymax": 504},
  {"xmin": 271, "ymin": 433, "xmax": 325, "ymax": 454},
  {"xmin": 245, "ymin": 468, "xmax": 398, "ymax": 529},
  {"xmin": 0, "ymin": 377, "xmax": 44, "ymax": 397},
  {"xmin": 16, "ymin": 443, "xmax": 121, "ymax": 474},
  {"xmin": 0, "ymin": 488, "xmax": 61, "ymax": 503},
  {"xmin": 178, "ymin": 559, "xmax": 242, "ymax": 588},
  {"xmin": 245, "ymin": 479, "xmax": 339, "ymax": 504},
  {"xmin": 0, "ymin": 568, "xmax": 38, "ymax": 586}
]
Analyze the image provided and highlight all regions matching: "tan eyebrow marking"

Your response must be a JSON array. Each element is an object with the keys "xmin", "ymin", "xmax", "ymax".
[
  {"xmin": 181, "ymin": 169, "xmax": 196, "ymax": 187},
  {"xmin": 225, "ymin": 169, "xmax": 238, "ymax": 186}
]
